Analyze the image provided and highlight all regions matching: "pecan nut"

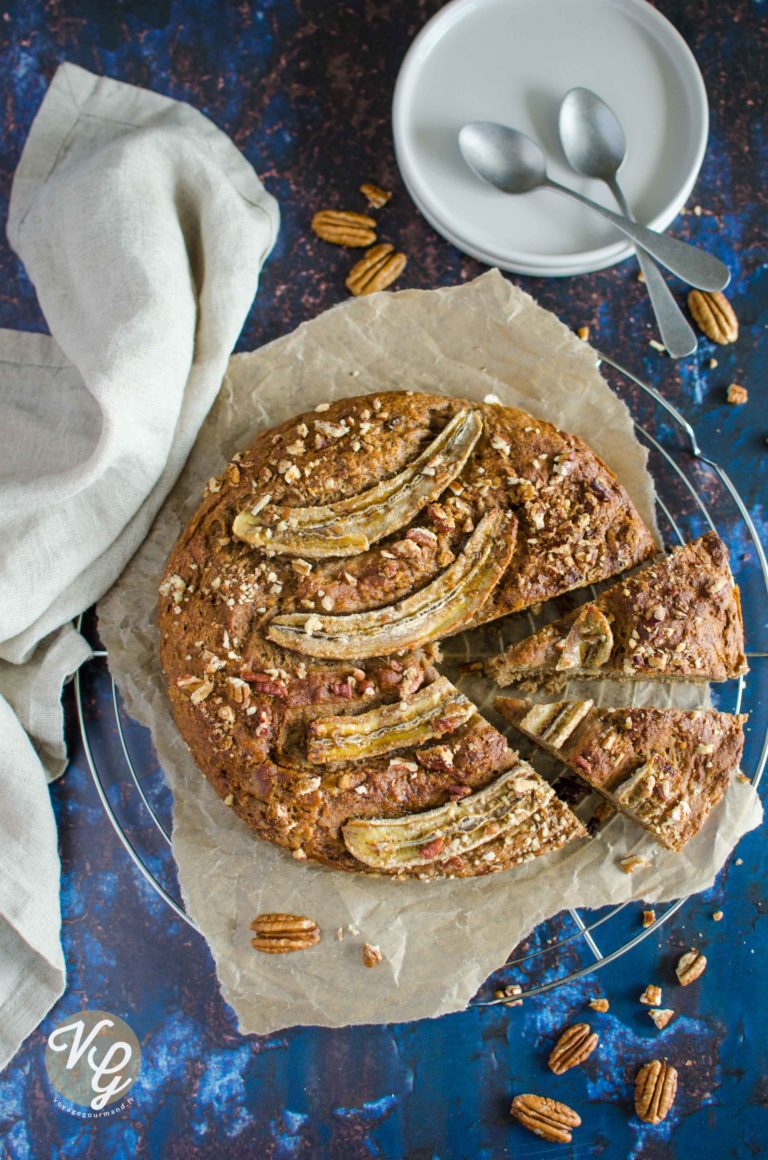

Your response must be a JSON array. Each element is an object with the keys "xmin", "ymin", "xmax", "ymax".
[
  {"xmin": 360, "ymin": 182, "xmax": 391, "ymax": 208},
  {"xmin": 687, "ymin": 289, "xmax": 738, "ymax": 344},
  {"xmin": 250, "ymin": 913, "xmax": 321, "ymax": 953},
  {"xmin": 648, "ymin": 1008, "xmax": 675, "ymax": 1030},
  {"xmin": 675, "ymin": 947, "xmax": 707, "ymax": 985},
  {"xmin": 634, "ymin": 1059, "xmax": 678, "ymax": 1124},
  {"xmin": 311, "ymin": 209, "xmax": 377, "ymax": 247},
  {"xmin": 510, "ymin": 1094, "xmax": 581, "ymax": 1143},
  {"xmin": 548, "ymin": 1023, "xmax": 599, "ymax": 1074},
  {"xmin": 346, "ymin": 243, "xmax": 408, "ymax": 296},
  {"xmin": 362, "ymin": 942, "xmax": 384, "ymax": 968}
]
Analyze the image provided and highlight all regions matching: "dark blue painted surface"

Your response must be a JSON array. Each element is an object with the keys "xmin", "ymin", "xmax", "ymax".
[{"xmin": 0, "ymin": 2, "xmax": 766, "ymax": 1157}]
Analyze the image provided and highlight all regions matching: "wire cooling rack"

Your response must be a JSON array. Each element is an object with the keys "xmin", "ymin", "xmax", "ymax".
[{"xmin": 75, "ymin": 355, "xmax": 768, "ymax": 1000}]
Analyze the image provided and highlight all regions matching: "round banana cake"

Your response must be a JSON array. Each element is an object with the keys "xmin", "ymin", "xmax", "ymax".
[{"xmin": 158, "ymin": 390, "xmax": 655, "ymax": 878}]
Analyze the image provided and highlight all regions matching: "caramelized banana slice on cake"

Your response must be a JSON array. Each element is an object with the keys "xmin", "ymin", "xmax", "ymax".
[
  {"xmin": 343, "ymin": 761, "xmax": 571, "ymax": 870},
  {"xmin": 307, "ymin": 676, "xmax": 474, "ymax": 764},
  {"xmin": 232, "ymin": 408, "xmax": 482, "ymax": 557},
  {"xmin": 267, "ymin": 509, "xmax": 516, "ymax": 658}
]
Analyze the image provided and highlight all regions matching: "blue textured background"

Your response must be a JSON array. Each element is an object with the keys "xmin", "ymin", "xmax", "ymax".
[{"xmin": 0, "ymin": 2, "xmax": 766, "ymax": 1157}]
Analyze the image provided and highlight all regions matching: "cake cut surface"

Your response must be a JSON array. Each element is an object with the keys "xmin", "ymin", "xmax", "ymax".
[
  {"xmin": 496, "ymin": 695, "xmax": 747, "ymax": 852},
  {"xmin": 158, "ymin": 390, "xmax": 655, "ymax": 877},
  {"xmin": 486, "ymin": 532, "xmax": 746, "ymax": 689}
]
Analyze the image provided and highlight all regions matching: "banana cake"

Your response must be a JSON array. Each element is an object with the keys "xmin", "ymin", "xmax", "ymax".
[{"xmin": 158, "ymin": 390, "xmax": 656, "ymax": 878}]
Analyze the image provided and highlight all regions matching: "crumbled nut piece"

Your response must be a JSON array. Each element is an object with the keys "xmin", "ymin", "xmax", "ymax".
[
  {"xmin": 250, "ymin": 913, "xmax": 320, "ymax": 953},
  {"xmin": 649, "ymin": 339, "xmax": 666, "ymax": 353},
  {"xmin": 712, "ymin": 910, "xmax": 723, "ymax": 922},
  {"xmin": 727, "ymin": 382, "xmax": 748, "ymax": 405},
  {"xmin": 346, "ymin": 243, "xmax": 407, "ymax": 296},
  {"xmin": 619, "ymin": 855, "xmax": 651, "ymax": 873},
  {"xmin": 311, "ymin": 209, "xmax": 377, "ymax": 246},
  {"xmin": 634, "ymin": 1060, "xmax": 678, "ymax": 1124},
  {"xmin": 223, "ymin": 793, "xmax": 234, "ymax": 807},
  {"xmin": 641, "ymin": 909, "xmax": 656, "ymax": 929},
  {"xmin": 190, "ymin": 678, "xmax": 214, "ymax": 704},
  {"xmin": 588, "ymin": 997, "xmax": 609, "ymax": 1013},
  {"xmin": 688, "ymin": 289, "xmax": 739, "ymax": 344},
  {"xmin": 510, "ymin": 1094, "xmax": 581, "ymax": 1144},
  {"xmin": 640, "ymin": 984, "xmax": 662, "ymax": 1006},
  {"xmin": 648, "ymin": 1008, "xmax": 675, "ymax": 1030},
  {"xmin": 548, "ymin": 1023, "xmax": 599, "ymax": 1074},
  {"xmin": 577, "ymin": 325, "xmax": 590, "ymax": 341},
  {"xmin": 637, "ymin": 270, "xmax": 646, "ymax": 283},
  {"xmin": 362, "ymin": 942, "xmax": 384, "ymax": 968},
  {"xmin": 709, "ymin": 357, "xmax": 719, "ymax": 368},
  {"xmin": 676, "ymin": 948, "xmax": 707, "ymax": 985},
  {"xmin": 360, "ymin": 182, "xmax": 391, "ymax": 208}
]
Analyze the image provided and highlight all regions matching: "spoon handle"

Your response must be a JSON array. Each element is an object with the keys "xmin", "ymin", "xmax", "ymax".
[
  {"xmin": 608, "ymin": 179, "xmax": 698, "ymax": 358},
  {"xmin": 545, "ymin": 179, "xmax": 730, "ymax": 292}
]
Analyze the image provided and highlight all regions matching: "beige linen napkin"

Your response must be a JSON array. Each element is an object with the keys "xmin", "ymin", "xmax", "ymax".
[{"xmin": 0, "ymin": 62, "xmax": 279, "ymax": 1070}]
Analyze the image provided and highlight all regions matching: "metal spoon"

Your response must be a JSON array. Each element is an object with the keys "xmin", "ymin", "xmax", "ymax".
[
  {"xmin": 458, "ymin": 121, "xmax": 729, "ymax": 293},
  {"xmin": 558, "ymin": 87, "xmax": 697, "ymax": 358}
]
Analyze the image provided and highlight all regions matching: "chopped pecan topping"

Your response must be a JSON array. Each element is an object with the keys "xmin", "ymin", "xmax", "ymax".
[
  {"xmin": 548, "ymin": 1023, "xmax": 599, "ymax": 1075},
  {"xmin": 640, "ymin": 984, "xmax": 662, "ymax": 1006},
  {"xmin": 510, "ymin": 1094, "xmax": 581, "ymax": 1144},
  {"xmin": 634, "ymin": 1060, "xmax": 678, "ymax": 1124},
  {"xmin": 588, "ymin": 997, "xmax": 609, "ymax": 1013},
  {"xmin": 250, "ymin": 913, "xmax": 321, "ymax": 953},
  {"xmin": 233, "ymin": 408, "xmax": 482, "ymax": 558},
  {"xmin": 648, "ymin": 1008, "xmax": 675, "ymax": 1030}
]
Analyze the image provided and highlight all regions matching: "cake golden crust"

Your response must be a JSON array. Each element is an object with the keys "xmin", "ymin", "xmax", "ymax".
[{"xmin": 158, "ymin": 390, "xmax": 654, "ymax": 877}]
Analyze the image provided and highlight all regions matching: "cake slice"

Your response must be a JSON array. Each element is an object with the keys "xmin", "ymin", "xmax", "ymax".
[
  {"xmin": 495, "ymin": 696, "xmax": 747, "ymax": 852},
  {"xmin": 486, "ymin": 533, "xmax": 747, "ymax": 689}
]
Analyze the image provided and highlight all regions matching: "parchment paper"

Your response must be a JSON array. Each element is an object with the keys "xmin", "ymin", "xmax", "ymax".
[{"xmin": 98, "ymin": 271, "xmax": 762, "ymax": 1031}]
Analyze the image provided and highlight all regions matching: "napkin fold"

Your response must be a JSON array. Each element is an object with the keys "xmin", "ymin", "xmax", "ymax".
[{"xmin": 0, "ymin": 62, "xmax": 279, "ymax": 1071}]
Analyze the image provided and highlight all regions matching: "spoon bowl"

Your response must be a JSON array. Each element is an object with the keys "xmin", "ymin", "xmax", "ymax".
[
  {"xmin": 558, "ymin": 87, "xmax": 698, "ymax": 357},
  {"xmin": 458, "ymin": 122, "xmax": 546, "ymax": 194},
  {"xmin": 559, "ymin": 88, "xmax": 627, "ymax": 183}
]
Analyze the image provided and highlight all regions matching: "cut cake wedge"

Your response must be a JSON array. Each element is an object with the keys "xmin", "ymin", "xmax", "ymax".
[
  {"xmin": 495, "ymin": 696, "xmax": 747, "ymax": 852},
  {"xmin": 486, "ymin": 533, "xmax": 746, "ymax": 689}
]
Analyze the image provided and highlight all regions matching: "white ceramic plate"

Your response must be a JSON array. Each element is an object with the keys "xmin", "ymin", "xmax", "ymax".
[{"xmin": 392, "ymin": 0, "xmax": 709, "ymax": 276}]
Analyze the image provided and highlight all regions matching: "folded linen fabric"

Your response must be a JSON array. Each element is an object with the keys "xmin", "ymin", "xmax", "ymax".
[{"xmin": 0, "ymin": 62, "xmax": 279, "ymax": 1070}]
